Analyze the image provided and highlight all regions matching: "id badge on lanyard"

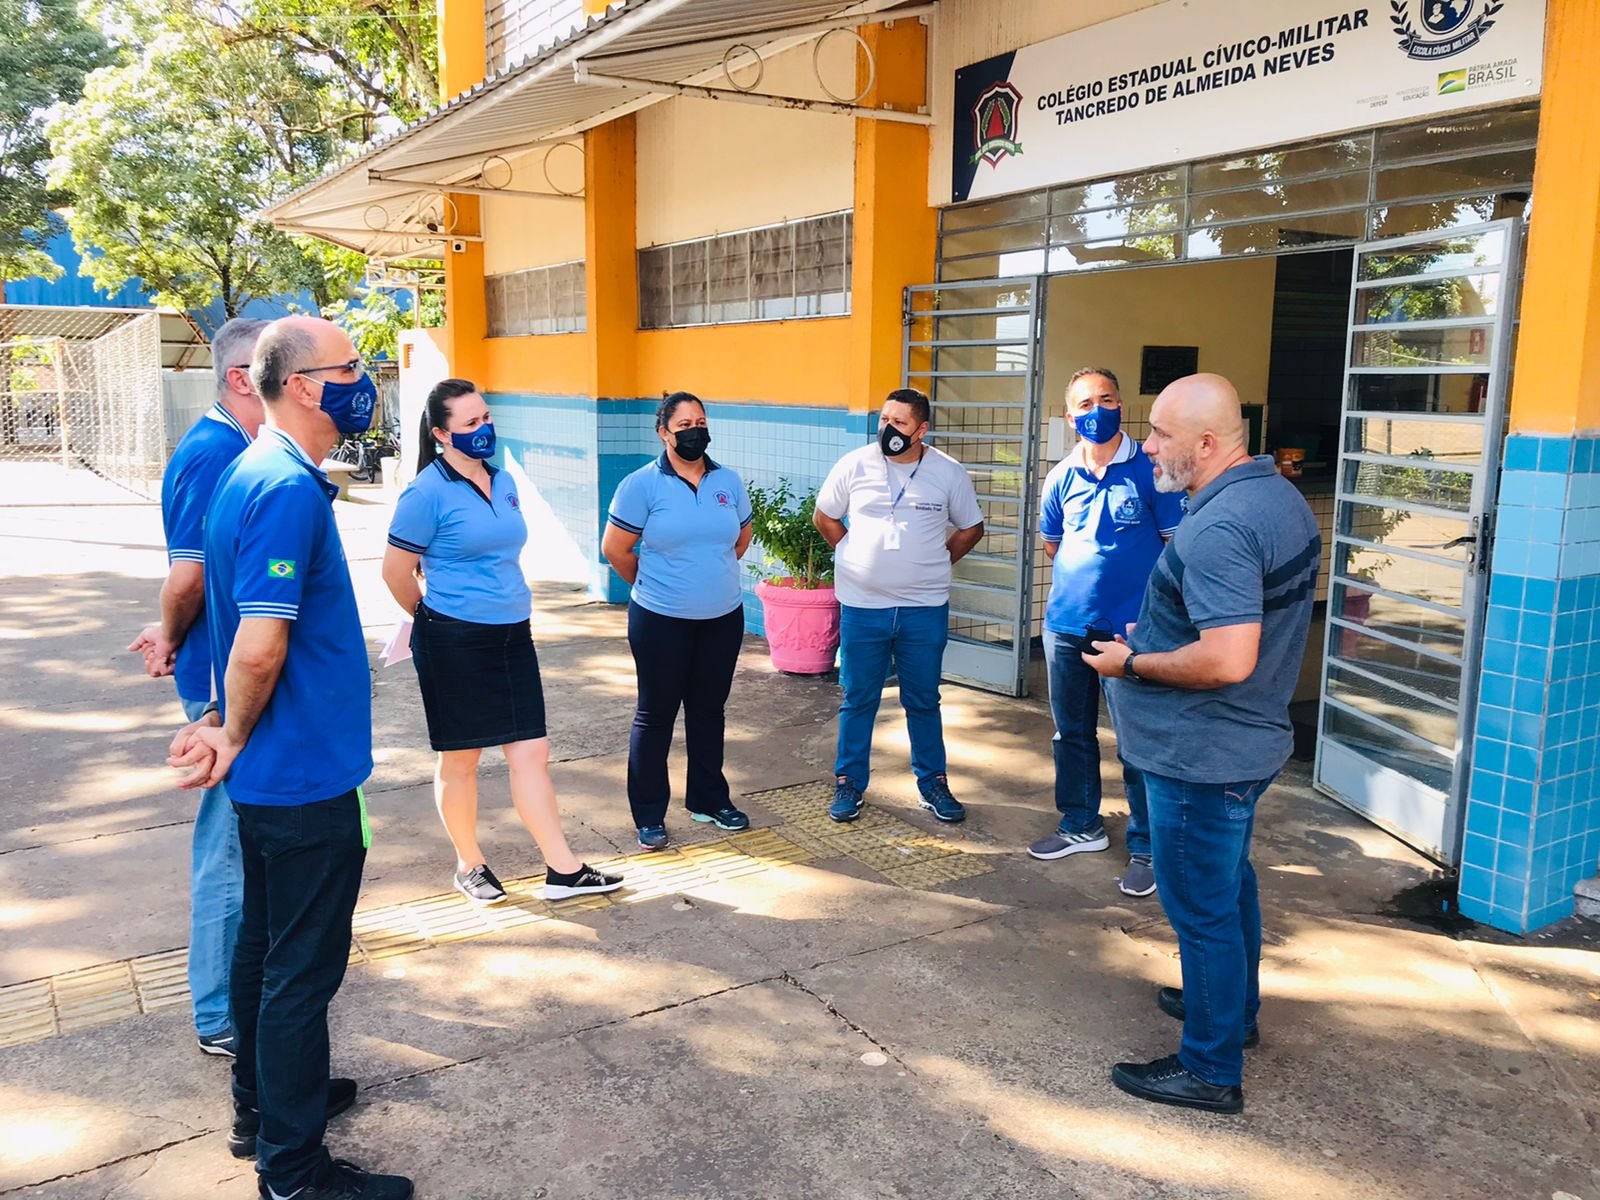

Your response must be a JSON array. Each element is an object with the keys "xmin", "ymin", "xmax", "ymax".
[{"xmin": 884, "ymin": 453, "xmax": 921, "ymax": 552}]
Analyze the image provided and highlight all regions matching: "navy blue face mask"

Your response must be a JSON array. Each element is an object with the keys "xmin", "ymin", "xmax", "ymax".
[
  {"xmin": 449, "ymin": 422, "xmax": 497, "ymax": 460},
  {"xmin": 1074, "ymin": 405, "xmax": 1122, "ymax": 444},
  {"xmin": 316, "ymin": 373, "xmax": 378, "ymax": 434}
]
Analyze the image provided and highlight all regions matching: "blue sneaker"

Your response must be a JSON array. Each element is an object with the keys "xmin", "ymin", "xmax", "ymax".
[
  {"xmin": 829, "ymin": 777, "xmax": 863, "ymax": 823},
  {"xmin": 197, "ymin": 1029, "xmax": 236, "ymax": 1058},
  {"xmin": 637, "ymin": 825, "xmax": 670, "ymax": 851},
  {"xmin": 917, "ymin": 775, "xmax": 966, "ymax": 824},
  {"xmin": 689, "ymin": 806, "xmax": 750, "ymax": 831}
]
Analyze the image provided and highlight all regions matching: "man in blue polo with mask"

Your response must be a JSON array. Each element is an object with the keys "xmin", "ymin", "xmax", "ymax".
[
  {"xmin": 170, "ymin": 316, "xmax": 412, "ymax": 1199},
  {"xmin": 1028, "ymin": 368, "xmax": 1184, "ymax": 899}
]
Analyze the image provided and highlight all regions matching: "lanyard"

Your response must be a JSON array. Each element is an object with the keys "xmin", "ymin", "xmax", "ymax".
[{"xmin": 886, "ymin": 449, "xmax": 925, "ymax": 514}]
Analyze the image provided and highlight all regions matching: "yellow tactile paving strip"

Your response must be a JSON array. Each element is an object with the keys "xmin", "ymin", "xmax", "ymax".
[{"xmin": 0, "ymin": 781, "xmax": 992, "ymax": 1049}]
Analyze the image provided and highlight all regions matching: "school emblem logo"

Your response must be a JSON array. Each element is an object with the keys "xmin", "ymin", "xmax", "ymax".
[
  {"xmin": 714, "ymin": 490, "xmax": 732, "ymax": 508},
  {"xmin": 971, "ymin": 81, "xmax": 1023, "ymax": 167},
  {"xmin": 469, "ymin": 431, "xmax": 492, "ymax": 454},
  {"xmin": 1391, "ymin": 0, "xmax": 1502, "ymax": 61},
  {"xmin": 267, "ymin": 559, "xmax": 296, "ymax": 579},
  {"xmin": 507, "ymin": 493, "xmax": 519, "ymax": 510},
  {"xmin": 1113, "ymin": 496, "xmax": 1143, "ymax": 525}
]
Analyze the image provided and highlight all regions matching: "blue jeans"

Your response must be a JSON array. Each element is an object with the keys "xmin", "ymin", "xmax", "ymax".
[
  {"xmin": 1144, "ymin": 770, "xmax": 1276, "ymax": 1087},
  {"xmin": 1043, "ymin": 630, "xmax": 1149, "ymax": 853},
  {"xmin": 232, "ymin": 790, "xmax": 367, "ymax": 1191},
  {"xmin": 834, "ymin": 603, "xmax": 949, "ymax": 792},
  {"xmin": 181, "ymin": 696, "xmax": 243, "ymax": 1037}
]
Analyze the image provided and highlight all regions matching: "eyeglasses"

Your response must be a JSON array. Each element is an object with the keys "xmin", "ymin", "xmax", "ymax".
[{"xmin": 286, "ymin": 357, "xmax": 364, "ymax": 384}]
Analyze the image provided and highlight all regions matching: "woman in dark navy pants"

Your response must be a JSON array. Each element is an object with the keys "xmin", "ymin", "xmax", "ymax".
[{"xmin": 601, "ymin": 392, "xmax": 754, "ymax": 851}]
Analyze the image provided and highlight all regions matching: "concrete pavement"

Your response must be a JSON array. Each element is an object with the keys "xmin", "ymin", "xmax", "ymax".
[{"xmin": 1, "ymin": 462, "xmax": 1597, "ymax": 1200}]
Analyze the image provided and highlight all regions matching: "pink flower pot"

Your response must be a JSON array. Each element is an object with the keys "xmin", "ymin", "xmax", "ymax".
[{"xmin": 756, "ymin": 578, "xmax": 840, "ymax": 674}]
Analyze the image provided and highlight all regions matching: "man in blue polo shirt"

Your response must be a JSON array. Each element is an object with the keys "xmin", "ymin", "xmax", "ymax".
[
  {"xmin": 170, "ymin": 316, "xmax": 411, "ymax": 1199},
  {"xmin": 1028, "ymin": 368, "xmax": 1184, "ymax": 900},
  {"xmin": 129, "ymin": 316, "xmax": 265, "ymax": 1057}
]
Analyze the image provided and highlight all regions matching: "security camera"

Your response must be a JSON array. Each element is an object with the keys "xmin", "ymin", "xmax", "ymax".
[{"xmin": 450, "ymin": 239, "xmax": 467, "ymax": 254}]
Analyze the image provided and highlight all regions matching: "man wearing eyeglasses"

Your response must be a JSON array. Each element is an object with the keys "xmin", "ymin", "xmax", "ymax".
[
  {"xmin": 168, "ymin": 316, "xmax": 411, "ymax": 1199},
  {"xmin": 130, "ymin": 316, "xmax": 267, "ymax": 1060}
]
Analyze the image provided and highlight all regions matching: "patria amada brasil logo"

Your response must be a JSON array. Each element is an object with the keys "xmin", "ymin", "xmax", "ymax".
[
  {"xmin": 971, "ymin": 81, "xmax": 1023, "ymax": 167},
  {"xmin": 1391, "ymin": 0, "xmax": 1504, "ymax": 60}
]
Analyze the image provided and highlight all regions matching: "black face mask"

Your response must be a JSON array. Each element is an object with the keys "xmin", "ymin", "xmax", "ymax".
[
  {"xmin": 879, "ymin": 423, "xmax": 913, "ymax": 457},
  {"xmin": 672, "ymin": 426, "xmax": 711, "ymax": 462}
]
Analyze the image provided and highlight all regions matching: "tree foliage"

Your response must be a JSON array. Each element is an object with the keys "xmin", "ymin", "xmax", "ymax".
[
  {"xmin": 0, "ymin": 0, "xmax": 111, "ymax": 288},
  {"xmin": 46, "ymin": 0, "xmax": 435, "ymax": 322}
]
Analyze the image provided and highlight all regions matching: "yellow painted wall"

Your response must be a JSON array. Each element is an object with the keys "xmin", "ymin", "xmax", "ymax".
[
  {"xmin": 1041, "ymin": 257, "xmax": 1278, "ymax": 434},
  {"xmin": 635, "ymin": 319, "xmax": 854, "ymax": 407},
  {"xmin": 437, "ymin": 0, "xmax": 486, "ymax": 100},
  {"xmin": 929, "ymin": 0, "xmax": 1160, "ymax": 205},
  {"xmin": 635, "ymin": 39, "xmax": 857, "ymax": 246},
  {"xmin": 1509, "ymin": 0, "xmax": 1600, "ymax": 434},
  {"xmin": 482, "ymin": 141, "xmax": 587, "ymax": 274},
  {"xmin": 484, "ymin": 333, "xmax": 591, "ymax": 396}
]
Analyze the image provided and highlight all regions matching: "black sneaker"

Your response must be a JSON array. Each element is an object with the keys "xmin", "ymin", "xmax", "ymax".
[
  {"xmin": 197, "ymin": 1029, "xmax": 237, "ymax": 1058},
  {"xmin": 1157, "ymin": 986, "xmax": 1260, "ymax": 1048},
  {"xmin": 259, "ymin": 1158, "xmax": 413, "ymax": 1200},
  {"xmin": 231, "ymin": 1078, "xmax": 358, "ymax": 1158},
  {"xmin": 1111, "ymin": 1054, "xmax": 1243, "ymax": 1114},
  {"xmin": 453, "ymin": 864, "xmax": 507, "ymax": 905},
  {"xmin": 545, "ymin": 863, "xmax": 625, "ymax": 900}
]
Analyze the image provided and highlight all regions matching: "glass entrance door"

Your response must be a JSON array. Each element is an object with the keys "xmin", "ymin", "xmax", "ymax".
[
  {"xmin": 903, "ymin": 278, "xmax": 1045, "ymax": 696},
  {"xmin": 1315, "ymin": 220, "xmax": 1522, "ymax": 864}
]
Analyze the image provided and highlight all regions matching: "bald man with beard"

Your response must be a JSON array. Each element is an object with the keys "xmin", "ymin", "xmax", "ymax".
[{"xmin": 1084, "ymin": 374, "xmax": 1320, "ymax": 1115}]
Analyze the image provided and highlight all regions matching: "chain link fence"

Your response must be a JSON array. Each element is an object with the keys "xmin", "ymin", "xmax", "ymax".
[{"xmin": 0, "ymin": 308, "xmax": 169, "ymax": 499}]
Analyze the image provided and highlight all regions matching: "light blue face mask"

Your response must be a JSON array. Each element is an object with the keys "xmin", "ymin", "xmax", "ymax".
[{"xmin": 449, "ymin": 422, "xmax": 496, "ymax": 460}]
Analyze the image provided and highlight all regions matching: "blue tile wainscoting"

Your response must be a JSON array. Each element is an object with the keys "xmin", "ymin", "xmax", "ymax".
[
  {"xmin": 491, "ymin": 392, "xmax": 873, "ymax": 630},
  {"xmin": 1460, "ymin": 432, "xmax": 1600, "ymax": 933}
]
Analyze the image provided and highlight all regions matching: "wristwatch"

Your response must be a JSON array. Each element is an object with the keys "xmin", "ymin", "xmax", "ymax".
[
  {"xmin": 1124, "ymin": 653, "xmax": 1144, "ymax": 682},
  {"xmin": 201, "ymin": 700, "xmax": 221, "ymax": 718}
]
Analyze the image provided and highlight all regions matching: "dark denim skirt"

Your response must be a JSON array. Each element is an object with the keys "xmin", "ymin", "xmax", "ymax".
[{"xmin": 410, "ymin": 601, "xmax": 547, "ymax": 751}]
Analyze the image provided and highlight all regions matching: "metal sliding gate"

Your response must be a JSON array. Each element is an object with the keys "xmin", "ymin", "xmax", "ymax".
[
  {"xmin": 904, "ymin": 277, "xmax": 1046, "ymax": 696},
  {"xmin": 1315, "ymin": 219, "xmax": 1522, "ymax": 864}
]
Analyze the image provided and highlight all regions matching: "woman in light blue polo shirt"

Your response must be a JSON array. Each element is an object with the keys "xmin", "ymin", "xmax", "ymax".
[
  {"xmin": 383, "ymin": 378, "xmax": 622, "ymax": 904},
  {"xmin": 601, "ymin": 392, "xmax": 754, "ymax": 850}
]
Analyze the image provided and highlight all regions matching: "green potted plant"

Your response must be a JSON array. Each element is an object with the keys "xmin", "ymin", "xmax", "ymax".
[{"xmin": 746, "ymin": 479, "xmax": 839, "ymax": 674}]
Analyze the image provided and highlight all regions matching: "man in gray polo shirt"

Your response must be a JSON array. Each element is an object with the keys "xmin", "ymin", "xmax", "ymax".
[{"xmin": 1084, "ymin": 373, "xmax": 1319, "ymax": 1115}]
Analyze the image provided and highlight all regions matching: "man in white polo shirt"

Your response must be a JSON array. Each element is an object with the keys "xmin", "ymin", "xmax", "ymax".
[{"xmin": 813, "ymin": 388, "xmax": 985, "ymax": 824}]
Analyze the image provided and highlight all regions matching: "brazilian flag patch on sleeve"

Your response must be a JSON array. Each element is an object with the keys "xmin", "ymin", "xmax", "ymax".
[{"xmin": 267, "ymin": 559, "xmax": 297, "ymax": 579}]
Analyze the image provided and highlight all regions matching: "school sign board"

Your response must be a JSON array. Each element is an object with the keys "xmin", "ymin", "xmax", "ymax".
[{"xmin": 951, "ymin": 0, "xmax": 1546, "ymax": 203}]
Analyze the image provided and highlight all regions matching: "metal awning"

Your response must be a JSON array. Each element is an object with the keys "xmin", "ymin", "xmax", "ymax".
[
  {"xmin": 0, "ymin": 305, "xmax": 212, "ymax": 370},
  {"xmin": 262, "ymin": 0, "xmax": 930, "ymax": 261}
]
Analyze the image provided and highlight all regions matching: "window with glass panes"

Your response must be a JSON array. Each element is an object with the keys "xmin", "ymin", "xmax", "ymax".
[
  {"xmin": 485, "ymin": 261, "xmax": 586, "ymax": 336},
  {"xmin": 937, "ymin": 104, "xmax": 1538, "ymax": 281},
  {"xmin": 638, "ymin": 212, "xmax": 852, "ymax": 330}
]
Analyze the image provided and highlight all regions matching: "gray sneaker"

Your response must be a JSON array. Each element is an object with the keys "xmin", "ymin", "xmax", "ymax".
[
  {"xmin": 1118, "ymin": 854, "xmax": 1157, "ymax": 897},
  {"xmin": 453, "ymin": 864, "xmax": 508, "ymax": 905},
  {"xmin": 1027, "ymin": 827, "xmax": 1110, "ymax": 861}
]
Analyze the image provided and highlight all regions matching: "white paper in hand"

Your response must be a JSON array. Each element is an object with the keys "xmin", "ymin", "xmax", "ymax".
[{"xmin": 381, "ymin": 619, "xmax": 413, "ymax": 667}]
